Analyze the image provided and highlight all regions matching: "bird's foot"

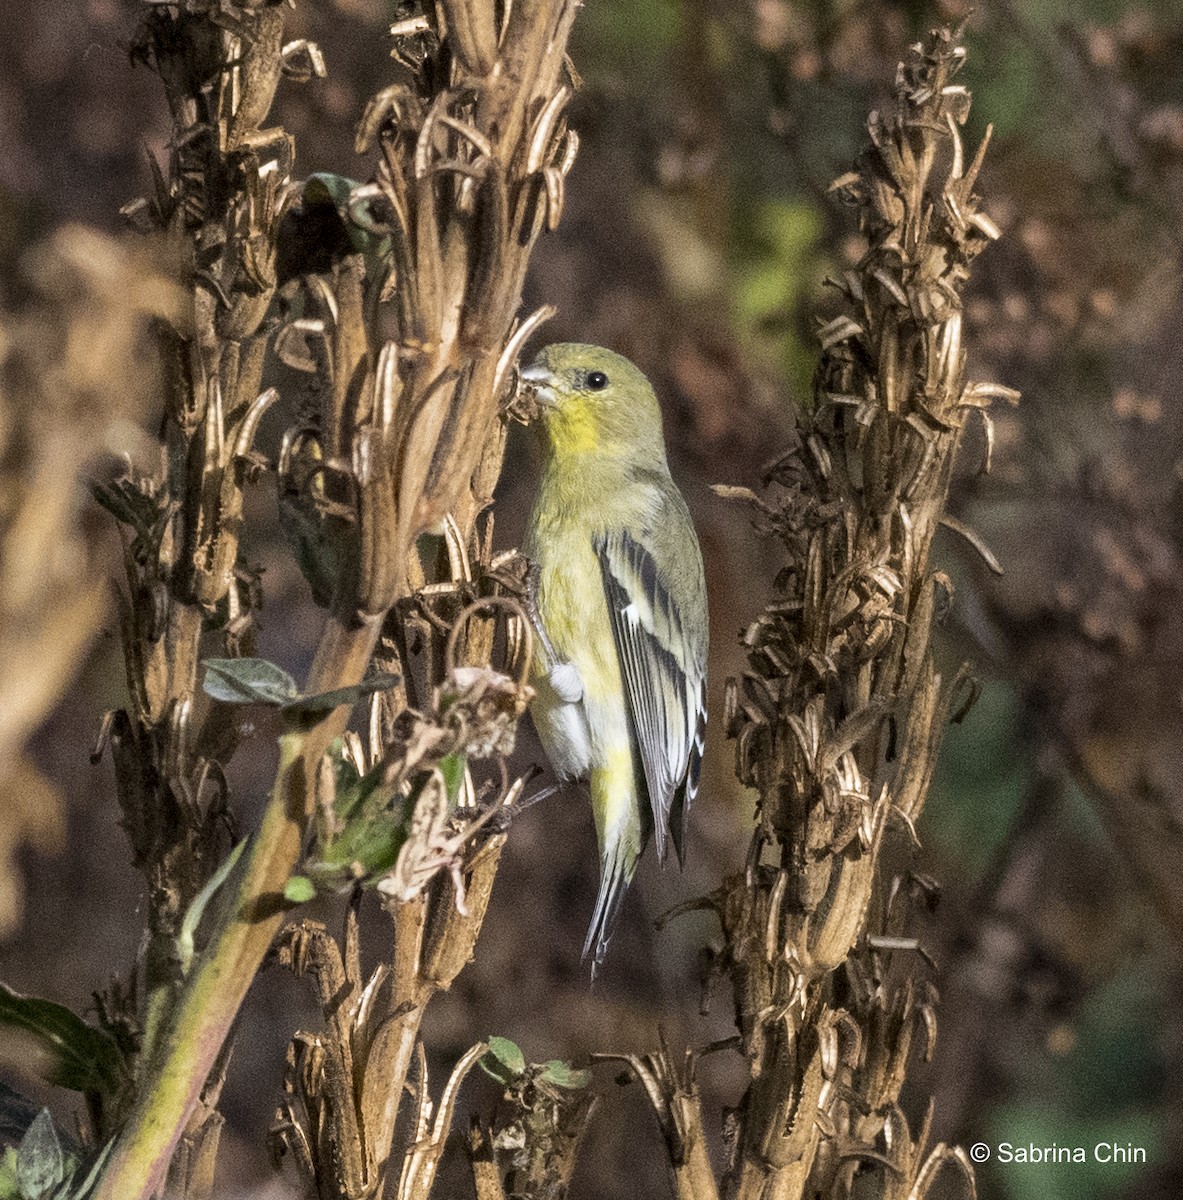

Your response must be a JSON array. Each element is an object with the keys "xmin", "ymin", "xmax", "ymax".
[{"xmin": 524, "ymin": 559, "xmax": 561, "ymax": 665}]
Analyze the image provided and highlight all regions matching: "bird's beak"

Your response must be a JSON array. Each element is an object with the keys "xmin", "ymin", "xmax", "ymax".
[
  {"xmin": 518, "ymin": 361, "xmax": 559, "ymax": 408},
  {"xmin": 504, "ymin": 361, "xmax": 557, "ymax": 425}
]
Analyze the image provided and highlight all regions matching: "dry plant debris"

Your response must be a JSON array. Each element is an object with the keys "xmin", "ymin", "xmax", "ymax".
[
  {"xmin": 83, "ymin": 2, "xmax": 580, "ymax": 1198},
  {"xmin": 0, "ymin": 11, "xmax": 1023, "ymax": 1200},
  {"xmin": 614, "ymin": 25, "xmax": 1015, "ymax": 1200}
]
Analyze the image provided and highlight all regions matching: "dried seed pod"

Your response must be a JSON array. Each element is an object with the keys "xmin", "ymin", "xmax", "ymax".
[{"xmin": 713, "ymin": 24, "xmax": 1018, "ymax": 1200}]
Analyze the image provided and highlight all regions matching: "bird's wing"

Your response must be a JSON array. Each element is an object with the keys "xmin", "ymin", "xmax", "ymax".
[{"xmin": 596, "ymin": 528, "xmax": 706, "ymax": 863}]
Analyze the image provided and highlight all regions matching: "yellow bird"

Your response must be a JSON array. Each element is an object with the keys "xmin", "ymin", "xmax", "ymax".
[{"xmin": 521, "ymin": 344, "xmax": 708, "ymax": 977}]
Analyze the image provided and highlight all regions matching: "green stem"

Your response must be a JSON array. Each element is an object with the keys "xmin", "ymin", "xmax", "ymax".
[{"xmin": 94, "ymin": 614, "xmax": 383, "ymax": 1200}]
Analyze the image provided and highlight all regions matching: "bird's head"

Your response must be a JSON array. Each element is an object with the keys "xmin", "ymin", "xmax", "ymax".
[{"xmin": 518, "ymin": 343, "xmax": 666, "ymax": 465}]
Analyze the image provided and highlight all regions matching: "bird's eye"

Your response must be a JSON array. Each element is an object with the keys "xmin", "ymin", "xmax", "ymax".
[{"xmin": 585, "ymin": 370, "xmax": 609, "ymax": 391}]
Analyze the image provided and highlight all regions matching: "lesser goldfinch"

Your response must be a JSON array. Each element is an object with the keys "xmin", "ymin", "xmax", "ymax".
[{"xmin": 521, "ymin": 344, "xmax": 708, "ymax": 977}]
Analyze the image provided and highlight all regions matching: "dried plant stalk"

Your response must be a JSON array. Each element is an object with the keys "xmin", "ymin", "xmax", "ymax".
[
  {"xmin": 266, "ymin": 2, "xmax": 581, "ymax": 1196},
  {"xmin": 595, "ymin": 1038, "xmax": 718, "ymax": 1200},
  {"xmin": 720, "ymin": 27, "xmax": 1008, "ymax": 1199},
  {"xmin": 619, "ymin": 25, "xmax": 1013, "ymax": 1200},
  {"xmin": 84, "ymin": 4, "xmax": 317, "ymax": 1194},
  {"xmin": 92, "ymin": 2, "xmax": 578, "ymax": 1198}
]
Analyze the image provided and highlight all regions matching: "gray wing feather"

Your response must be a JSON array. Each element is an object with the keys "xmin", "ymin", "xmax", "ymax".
[{"xmin": 596, "ymin": 529, "xmax": 707, "ymax": 863}]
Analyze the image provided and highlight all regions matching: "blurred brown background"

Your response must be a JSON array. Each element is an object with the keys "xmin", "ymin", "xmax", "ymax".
[{"xmin": 4, "ymin": 1, "xmax": 1183, "ymax": 1197}]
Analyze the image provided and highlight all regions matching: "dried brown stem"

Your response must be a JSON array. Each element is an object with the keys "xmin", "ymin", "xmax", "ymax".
[
  {"xmin": 717, "ymin": 25, "xmax": 1008, "ymax": 1200},
  {"xmin": 270, "ymin": 837, "xmax": 503, "ymax": 1200},
  {"xmin": 92, "ymin": 1, "xmax": 577, "ymax": 1196},
  {"xmin": 596, "ymin": 1039, "xmax": 719, "ymax": 1200},
  {"xmin": 262, "ymin": 3, "xmax": 581, "ymax": 1197},
  {"xmin": 621, "ymin": 24, "xmax": 1012, "ymax": 1200}
]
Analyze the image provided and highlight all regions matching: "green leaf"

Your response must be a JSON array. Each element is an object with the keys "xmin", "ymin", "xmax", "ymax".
[
  {"xmin": 0, "ymin": 986, "xmax": 125, "ymax": 1099},
  {"xmin": 329, "ymin": 745, "xmax": 370, "ymax": 825},
  {"xmin": 204, "ymin": 658, "xmax": 401, "ymax": 718},
  {"xmin": 329, "ymin": 739, "xmax": 363, "ymax": 786},
  {"xmin": 480, "ymin": 1037, "xmax": 526, "ymax": 1084},
  {"xmin": 202, "ymin": 659, "xmax": 300, "ymax": 706},
  {"xmin": 283, "ymin": 673, "xmax": 401, "ymax": 716},
  {"xmin": 0, "ymin": 1082, "xmax": 51, "ymax": 1152},
  {"xmin": 0, "ymin": 1148, "xmax": 20, "ymax": 1200},
  {"xmin": 278, "ymin": 490, "xmax": 343, "ymax": 609},
  {"xmin": 283, "ymin": 876, "xmax": 316, "ymax": 905},
  {"xmin": 310, "ymin": 795, "xmax": 411, "ymax": 886},
  {"xmin": 16, "ymin": 1111, "xmax": 66, "ymax": 1200},
  {"xmin": 537, "ymin": 1060, "xmax": 591, "ymax": 1090},
  {"xmin": 302, "ymin": 172, "xmax": 359, "ymax": 210},
  {"xmin": 302, "ymin": 751, "xmax": 419, "ymax": 890},
  {"xmin": 176, "ymin": 839, "xmax": 248, "ymax": 974},
  {"xmin": 438, "ymin": 752, "xmax": 466, "ymax": 805}
]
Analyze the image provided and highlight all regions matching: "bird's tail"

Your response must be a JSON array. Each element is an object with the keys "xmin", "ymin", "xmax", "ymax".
[
  {"xmin": 583, "ymin": 746, "xmax": 647, "ymax": 980},
  {"xmin": 583, "ymin": 830, "xmax": 639, "ymax": 981}
]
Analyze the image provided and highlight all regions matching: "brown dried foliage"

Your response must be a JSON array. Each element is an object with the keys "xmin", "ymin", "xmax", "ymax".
[
  {"xmin": 5, "ymin": 12, "xmax": 1019, "ymax": 1200},
  {"xmin": 259, "ymin": 1, "xmax": 582, "ymax": 1194},
  {"xmin": 617, "ymin": 27, "xmax": 1015, "ymax": 1200},
  {"xmin": 84, "ymin": 1, "xmax": 578, "ymax": 1198}
]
